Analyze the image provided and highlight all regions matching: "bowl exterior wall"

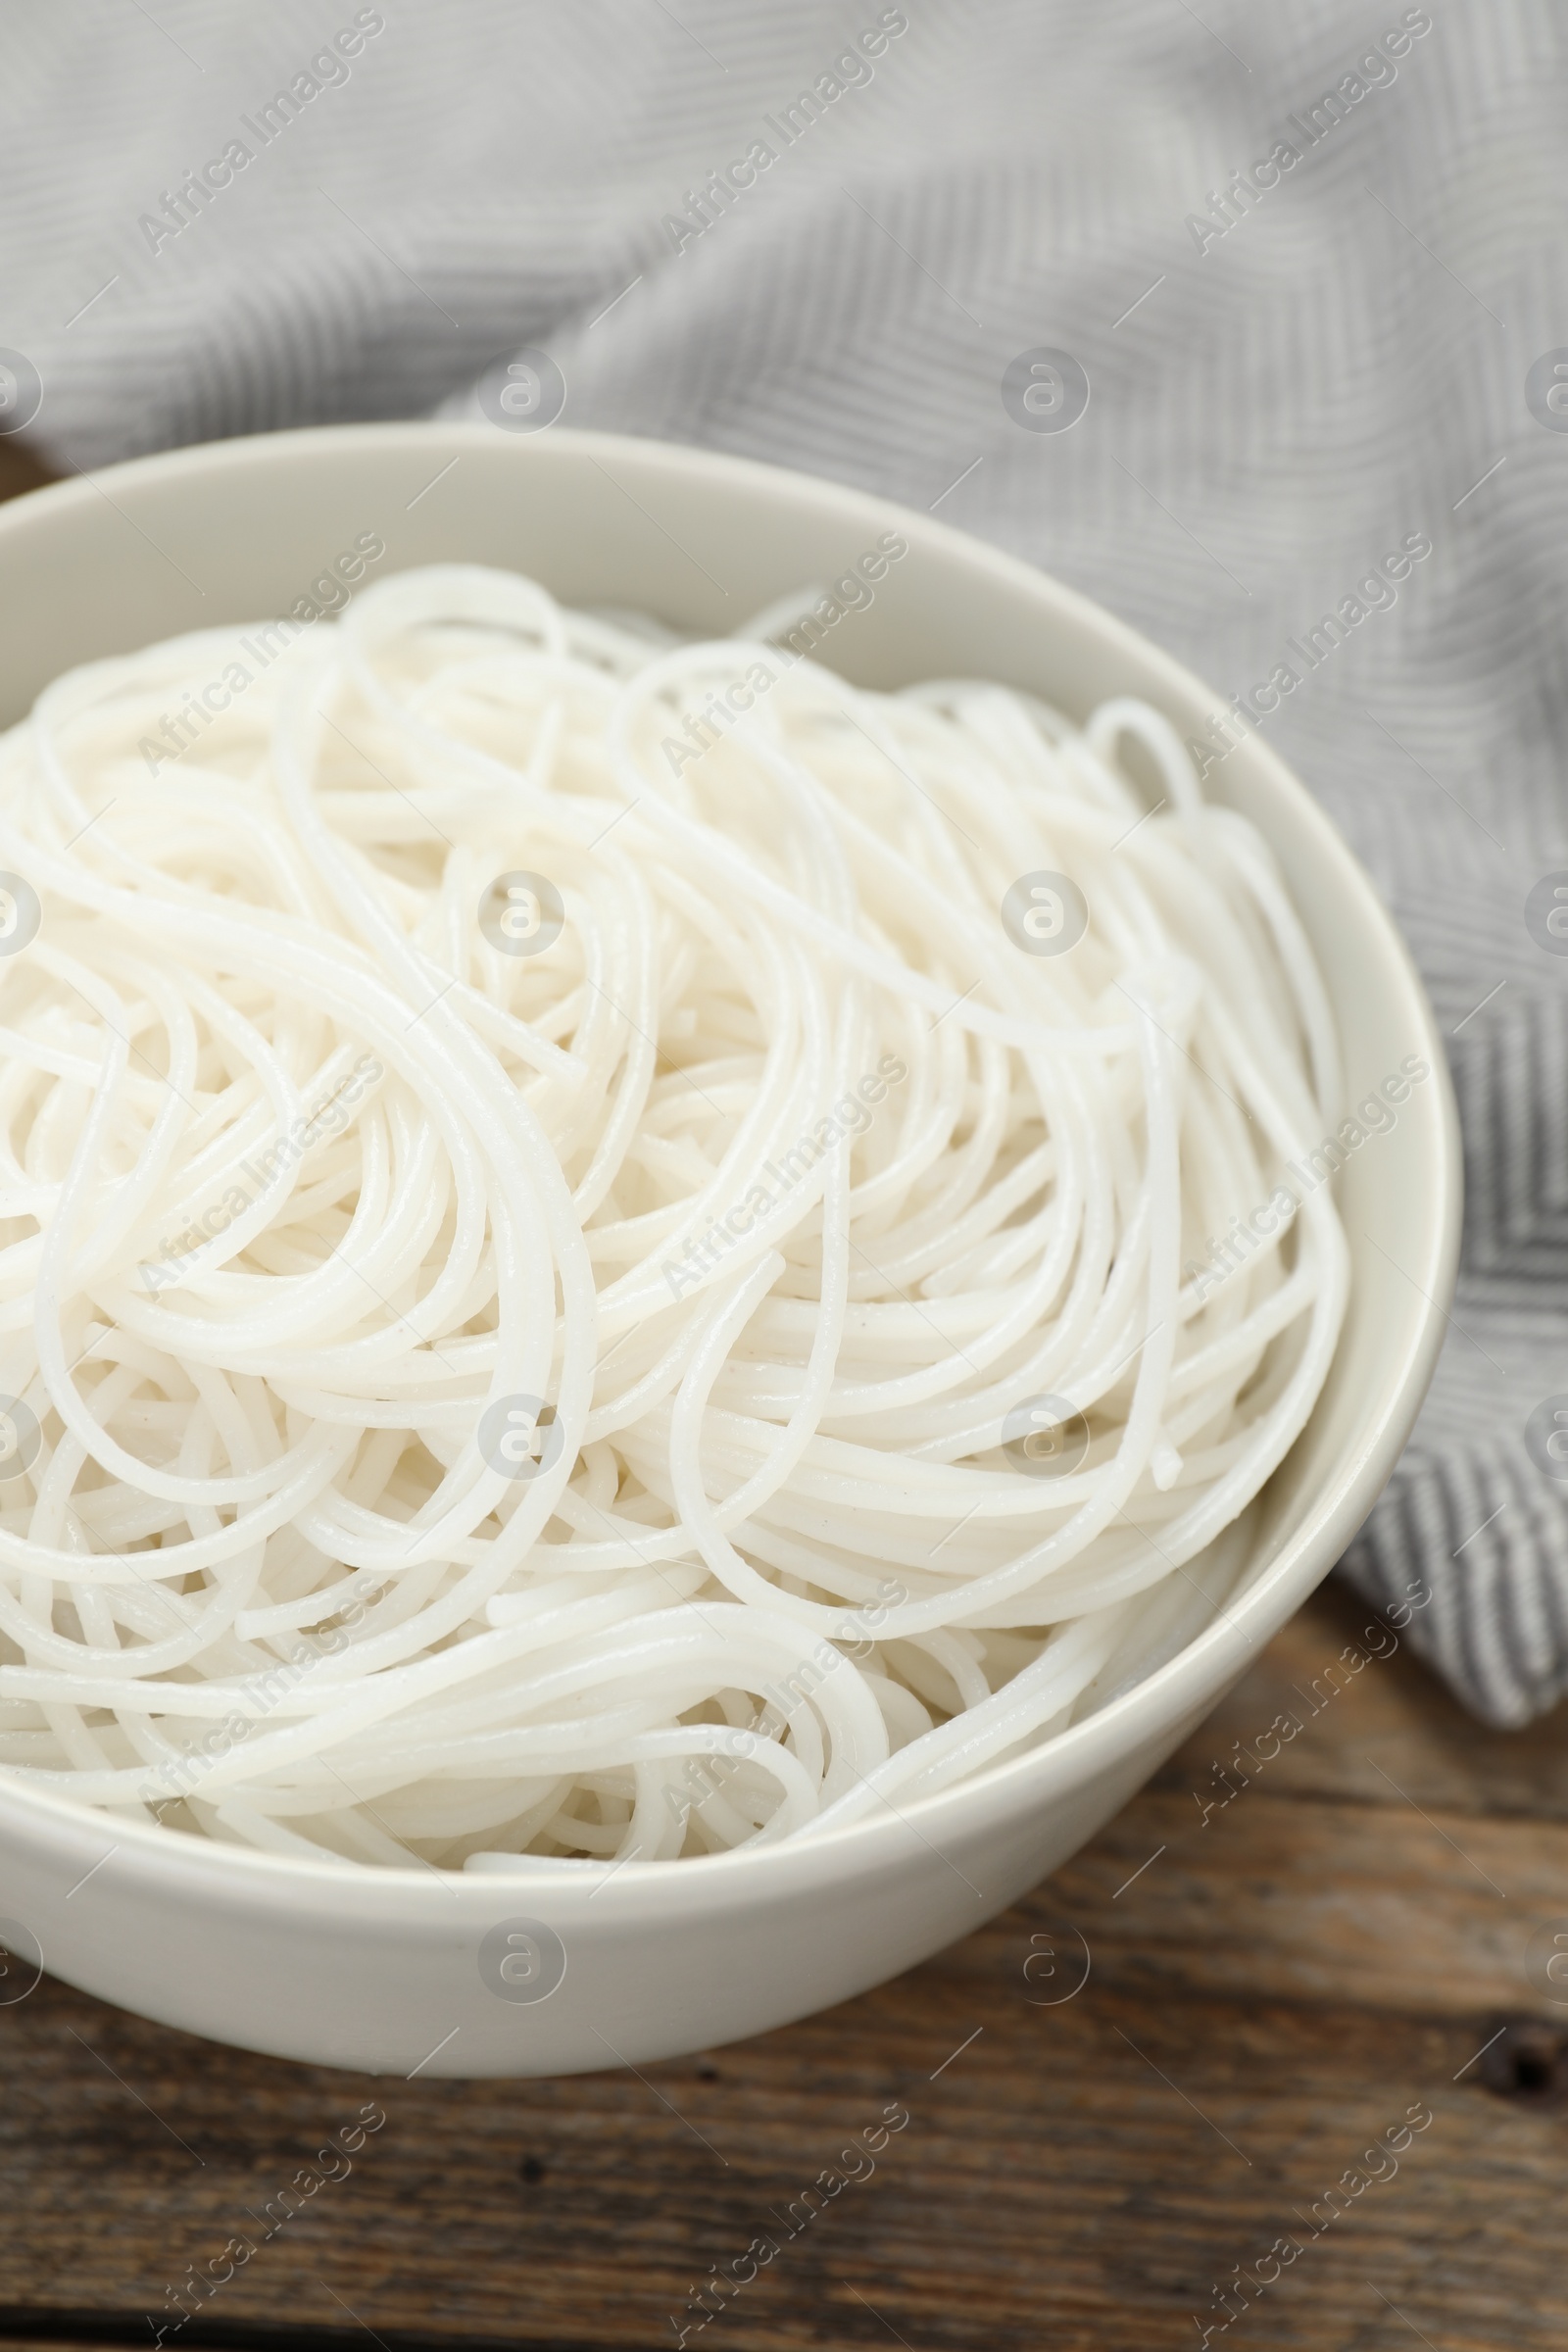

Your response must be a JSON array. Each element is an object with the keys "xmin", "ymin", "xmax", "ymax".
[{"xmin": 0, "ymin": 1708, "xmax": 1209, "ymax": 2076}]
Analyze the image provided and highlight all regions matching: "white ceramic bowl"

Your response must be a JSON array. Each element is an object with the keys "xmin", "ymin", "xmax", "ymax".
[{"xmin": 0, "ymin": 424, "xmax": 1460, "ymax": 2076}]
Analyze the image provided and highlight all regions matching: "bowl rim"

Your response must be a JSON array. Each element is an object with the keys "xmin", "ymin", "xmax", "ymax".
[{"xmin": 0, "ymin": 418, "xmax": 1463, "ymax": 1914}]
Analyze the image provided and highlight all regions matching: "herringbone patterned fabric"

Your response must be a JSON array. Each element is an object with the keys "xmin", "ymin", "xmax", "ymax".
[{"xmin": 3, "ymin": 0, "xmax": 1564, "ymax": 1719}]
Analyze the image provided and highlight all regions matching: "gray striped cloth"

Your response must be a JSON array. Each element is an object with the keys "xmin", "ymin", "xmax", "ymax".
[{"xmin": 2, "ymin": 0, "xmax": 1563, "ymax": 1723}]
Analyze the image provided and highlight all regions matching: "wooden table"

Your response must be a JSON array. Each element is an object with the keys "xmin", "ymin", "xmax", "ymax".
[{"xmin": 2, "ymin": 462, "xmax": 1562, "ymax": 2352}]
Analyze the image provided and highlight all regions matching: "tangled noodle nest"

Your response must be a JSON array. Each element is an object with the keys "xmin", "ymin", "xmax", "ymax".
[{"xmin": 0, "ymin": 564, "xmax": 1347, "ymax": 1870}]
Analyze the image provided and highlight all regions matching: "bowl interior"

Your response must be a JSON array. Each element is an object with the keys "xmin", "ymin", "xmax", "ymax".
[{"xmin": 0, "ymin": 422, "xmax": 1459, "ymax": 1887}]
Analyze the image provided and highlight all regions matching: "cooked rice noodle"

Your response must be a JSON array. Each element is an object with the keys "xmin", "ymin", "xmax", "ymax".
[{"xmin": 0, "ymin": 564, "xmax": 1348, "ymax": 1869}]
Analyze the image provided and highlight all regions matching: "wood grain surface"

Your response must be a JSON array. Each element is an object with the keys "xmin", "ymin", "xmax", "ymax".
[
  {"xmin": 0, "ymin": 445, "xmax": 54, "ymax": 507},
  {"xmin": 0, "ymin": 465, "xmax": 1560, "ymax": 2352}
]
